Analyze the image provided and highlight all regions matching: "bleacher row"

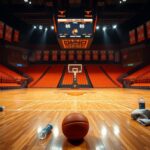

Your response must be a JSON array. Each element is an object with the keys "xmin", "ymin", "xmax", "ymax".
[
  {"xmin": 0, "ymin": 64, "xmax": 150, "ymax": 89},
  {"xmin": 123, "ymin": 65, "xmax": 150, "ymax": 88},
  {"xmin": 0, "ymin": 65, "xmax": 26, "ymax": 89}
]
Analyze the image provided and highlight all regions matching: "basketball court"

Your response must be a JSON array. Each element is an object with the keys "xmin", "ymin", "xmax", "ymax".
[
  {"xmin": 0, "ymin": 88, "xmax": 150, "ymax": 149},
  {"xmin": 0, "ymin": 0, "xmax": 150, "ymax": 150}
]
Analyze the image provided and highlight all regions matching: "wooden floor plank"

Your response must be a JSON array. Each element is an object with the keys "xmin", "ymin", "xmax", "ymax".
[{"xmin": 0, "ymin": 88, "xmax": 150, "ymax": 150}]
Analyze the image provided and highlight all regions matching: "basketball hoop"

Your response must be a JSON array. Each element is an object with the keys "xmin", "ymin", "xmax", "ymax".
[{"xmin": 68, "ymin": 64, "xmax": 82, "ymax": 88}]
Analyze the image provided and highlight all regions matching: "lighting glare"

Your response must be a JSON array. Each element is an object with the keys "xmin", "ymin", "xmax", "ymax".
[
  {"xmin": 102, "ymin": 26, "xmax": 107, "ymax": 31},
  {"xmin": 101, "ymin": 126, "xmax": 107, "ymax": 137},
  {"xmin": 45, "ymin": 27, "xmax": 48, "ymax": 31},
  {"xmin": 39, "ymin": 25, "xmax": 43, "ymax": 30},
  {"xmin": 120, "ymin": 0, "xmax": 127, "ymax": 4},
  {"xmin": 24, "ymin": 0, "xmax": 28, "ymax": 2},
  {"xmin": 113, "ymin": 125, "xmax": 120, "ymax": 136},
  {"xmin": 113, "ymin": 24, "xmax": 117, "ymax": 29},
  {"xmin": 51, "ymin": 26, "xmax": 54, "ymax": 30},
  {"xmin": 29, "ymin": 1, "xmax": 32, "ymax": 4},
  {"xmin": 37, "ymin": 126, "xmax": 42, "ymax": 134},
  {"xmin": 53, "ymin": 126, "xmax": 59, "ymax": 138},
  {"xmin": 96, "ymin": 26, "xmax": 100, "ymax": 30},
  {"xmin": 33, "ymin": 25, "xmax": 37, "ymax": 29}
]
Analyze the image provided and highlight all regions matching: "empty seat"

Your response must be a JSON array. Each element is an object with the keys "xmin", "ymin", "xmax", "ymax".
[
  {"xmin": 18, "ymin": 65, "xmax": 49, "ymax": 87},
  {"xmin": 33, "ymin": 65, "xmax": 64, "ymax": 88},
  {"xmin": 101, "ymin": 64, "xmax": 133, "ymax": 87},
  {"xmin": 62, "ymin": 67, "xmax": 88, "ymax": 85},
  {"xmin": 86, "ymin": 65, "xmax": 117, "ymax": 88}
]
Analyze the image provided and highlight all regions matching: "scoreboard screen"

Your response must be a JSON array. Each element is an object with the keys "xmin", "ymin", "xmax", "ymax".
[{"xmin": 57, "ymin": 19, "xmax": 93, "ymax": 38}]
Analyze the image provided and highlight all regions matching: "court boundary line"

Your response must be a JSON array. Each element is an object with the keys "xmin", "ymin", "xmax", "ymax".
[{"xmin": 5, "ymin": 109, "xmax": 132, "ymax": 112}]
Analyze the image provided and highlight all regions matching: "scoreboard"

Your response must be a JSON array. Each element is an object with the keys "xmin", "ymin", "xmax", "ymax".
[
  {"xmin": 55, "ymin": 10, "xmax": 96, "ymax": 49},
  {"xmin": 57, "ymin": 19, "xmax": 93, "ymax": 38}
]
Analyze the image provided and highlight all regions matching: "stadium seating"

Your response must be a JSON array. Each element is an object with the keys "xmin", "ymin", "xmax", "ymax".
[
  {"xmin": 18, "ymin": 65, "xmax": 49, "ymax": 87},
  {"xmin": 101, "ymin": 64, "xmax": 133, "ymax": 87},
  {"xmin": 62, "ymin": 67, "xmax": 88, "ymax": 85},
  {"xmin": 86, "ymin": 65, "xmax": 117, "ymax": 88},
  {"xmin": 124, "ymin": 65, "xmax": 150, "ymax": 80},
  {"xmin": 139, "ymin": 71, "xmax": 150, "ymax": 79},
  {"xmin": 131, "ymin": 83, "xmax": 150, "ymax": 88},
  {"xmin": 1, "ymin": 64, "xmax": 149, "ymax": 89},
  {"xmin": 0, "ymin": 65, "xmax": 25, "ymax": 81},
  {"xmin": 0, "ymin": 72, "xmax": 14, "ymax": 83},
  {"xmin": 32, "ymin": 65, "xmax": 64, "ymax": 88},
  {"xmin": 123, "ymin": 65, "xmax": 150, "ymax": 88},
  {"xmin": 62, "ymin": 69, "xmax": 73, "ymax": 85},
  {"xmin": 0, "ymin": 83, "xmax": 21, "ymax": 89},
  {"xmin": 77, "ymin": 68, "xmax": 88, "ymax": 85},
  {"xmin": 0, "ymin": 65, "xmax": 26, "ymax": 89}
]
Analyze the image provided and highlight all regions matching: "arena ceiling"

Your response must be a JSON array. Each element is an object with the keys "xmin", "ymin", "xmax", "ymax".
[{"xmin": 0, "ymin": 0, "xmax": 149, "ymax": 26}]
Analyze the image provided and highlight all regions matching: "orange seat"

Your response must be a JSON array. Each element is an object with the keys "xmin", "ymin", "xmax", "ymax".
[
  {"xmin": 131, "ymin": 83, "xmax": 150, "ymax": 87},
  {"xmin": 18, "ymin": 65, "xmax": 49, "ymax": 87},
  {"xmin": 33, "ymin": 65, "xmax": 64, "ymax": 88},
  {"xmin": 0, "ymin": 65, "xmax": 25, "ymax": 81},
  {"xmin": 62, "ymin": 67, "xmax": 88, "ymax": 85},
  {"xmin": 86, "ymin": 65, "xmax": 117, "ymax": 88},
  {"xmin": 0, "ymin": 83, "xmax": 20, "ymax": 87},
  {"xmin": 101, "ymin": 64, "xmax": 133, "ymax": 87},
  {"xmin": 124, "ymin": 65, "xmax": 150, "ymax": 87},
  {"xmin": 125, "ymin": 65, "xmax": 150, "ymax": 80},
  {"xmin": 0, "ymin": 65, "xmax": 25, "ymax": 88}
]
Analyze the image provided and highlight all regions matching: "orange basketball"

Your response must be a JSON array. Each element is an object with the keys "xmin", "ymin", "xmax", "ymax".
[{"xmin": 62, "ymin": 113, "xmax": 89, "ymax": 141}]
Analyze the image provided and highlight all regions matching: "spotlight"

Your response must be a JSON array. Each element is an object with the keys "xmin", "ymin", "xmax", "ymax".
[
  {"xmin": 112, "ymin": 25, "xmax": 117, "ymax": 29},
  {"xmin": 24, "ymin": 0, "xmax": 28, "ymax": 2},
  {"xmin": 39, "ymin": 25, "xmax": 43, "ymax": 30},
  {"xmin": 29, "ymin": 1, "xmax": 32, "ymax": 4},
  {"xmin": 45, "ymin": 27, "xmax": 48, "ymax": 31},
  {"xmin": 119, "ymin": 1, "xmax": 122, "ymax": 4},
  {"xmin": 122, "ymin": 0, "xmax": 127, "ymax": 2},
  {"xmin": 102, "ymin": 26, "xmax": 107, "ymax": 31},
  {"xmin": 33, "ymin": 25, "xmax": 37, "ymax": 29},
  {"xmin": 51, "ymin": 26, "xmax": 54, "ymax": 30},
  {"xmin": 96, "ymin": 26, "xmax": 100, "ymax": 30}
]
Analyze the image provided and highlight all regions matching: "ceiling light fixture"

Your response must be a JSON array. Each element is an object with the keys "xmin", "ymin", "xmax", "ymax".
[
  {"xmin": 33, "ymin": 25, "xmax": 37, "ymax": 29},
  {"xmin": 102, "ymin": 26, "xmax": 107, "ymax": 31},
  {"xmin": 96, "ymin": 26, "xmax": 100, "ymax": 30},
  {"xmin": 39, "ymin": 25, "xmax": 43, "ymax": 30},
  {"xmin": 45, "ymin": 27, "xmax": 48, "ymax": 31},
  {"xmin": 112, "ymin": 24, "xmax": 117, "ymax": 29},
  {"xmin": 51, "ymin": 26, "xmax": 54, "ymax": 30}
]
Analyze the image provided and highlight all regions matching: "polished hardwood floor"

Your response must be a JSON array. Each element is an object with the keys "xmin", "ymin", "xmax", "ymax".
[{"xmin": 0, "ymin": 88, "xmax": 150, "ymax": 150}]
